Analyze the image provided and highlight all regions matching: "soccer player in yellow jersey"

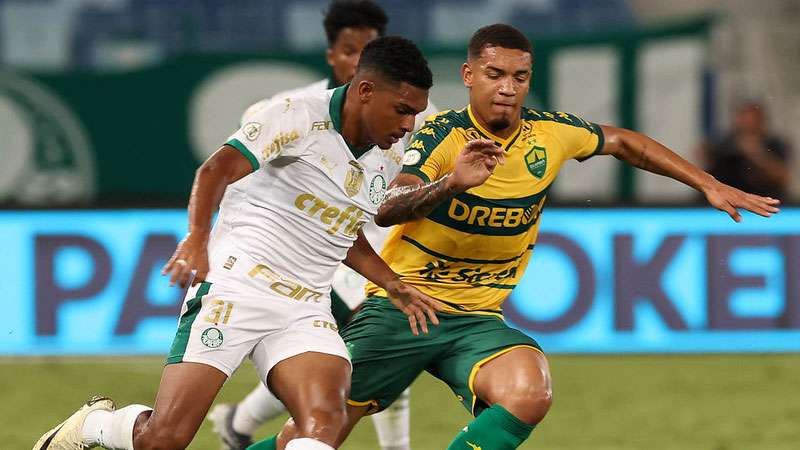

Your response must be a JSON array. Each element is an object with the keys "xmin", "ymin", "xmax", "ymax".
[{"xmin": 256, "ymin": 24, "xmax": 780, "ymax": 450}]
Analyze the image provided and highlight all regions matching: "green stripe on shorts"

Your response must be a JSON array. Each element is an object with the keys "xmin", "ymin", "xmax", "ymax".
[{"xmin": 166, "ymin": 282, "xmax": 211, "ymax": 364}]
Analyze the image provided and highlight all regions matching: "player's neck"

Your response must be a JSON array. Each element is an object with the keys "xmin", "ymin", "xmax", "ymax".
[
  {"xmin": 469, "ymin": 106, "xmax": 520, "ymax": 140},
  {"xmin": 340, "ymin": 88, "xmax": 372, "ymax": 150}
]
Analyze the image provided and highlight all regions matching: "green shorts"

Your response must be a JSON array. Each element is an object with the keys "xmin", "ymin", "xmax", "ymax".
[{"xmin": 341, "ymin": 296, "xmax": 542, "ymax": 417}]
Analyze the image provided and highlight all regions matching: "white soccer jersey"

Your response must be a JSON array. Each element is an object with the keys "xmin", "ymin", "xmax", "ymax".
[
  {"xmin": 210, "ymin": 85, "xmax": 400, "ymax": 294},
  {"xmin": 241, "ymin": 79, "xmax": 437, "ymax": 250},
  {"xmin": 234, "ymin": 79, "xmax": 438, "ymax": 307}
]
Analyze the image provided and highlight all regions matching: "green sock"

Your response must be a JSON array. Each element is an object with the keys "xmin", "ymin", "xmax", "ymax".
[
  {"xmin": 447, "ymin": 404, "xmax": 534, "ymax": 450},
  {"xmin": 247, "ymin": 435, "xmax": 277, "ymax": 450}
]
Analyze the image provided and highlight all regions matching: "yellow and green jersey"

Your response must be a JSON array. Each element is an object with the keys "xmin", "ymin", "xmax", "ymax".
[{"xmin": 366, "ymin": 105, "xmax": 604, "ymax": 317}]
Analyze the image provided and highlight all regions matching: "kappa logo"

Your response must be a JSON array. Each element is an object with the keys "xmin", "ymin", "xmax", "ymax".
[
  {"xmin": 465, "ymin": 441, "xmax": 482, "ymax": 450},
  {"xmin": 200, "ymin": 327, "xmax": 224, "ymax": 348}
]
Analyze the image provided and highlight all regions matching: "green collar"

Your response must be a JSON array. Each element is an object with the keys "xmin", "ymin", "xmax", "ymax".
[{"xmin": 329, "ymin": 83, "xmax": 371, "ymax": 159}]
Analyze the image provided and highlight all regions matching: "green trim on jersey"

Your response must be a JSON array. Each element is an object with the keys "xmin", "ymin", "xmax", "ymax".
[
  {"xmin": 401, "ymin": 236, "xmax": 534, "ymax": 264},
  {"xmin": 227, "ymin": 138, "xmax": 260, "ymax": 171},
  {"xmin": 521, "ymin": 107, "xmax": 606, "ymax": 161},
  {"xmin": 403, "ymin": 109, "xmax": 471, "ymax": 170},
  {"xmin": 166, "ymin": 282, "xmax": 211, "ymax": 364},
  {"xmin": 329, "ymin": 84, "xmax": 371, "ymax": 159}
]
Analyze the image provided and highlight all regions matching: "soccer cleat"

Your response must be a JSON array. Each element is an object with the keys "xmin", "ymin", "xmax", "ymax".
[
  {"xmin": 32, "ymin": 395, "xmax": 115, "ymax": 450},
  {"xmin": 208, "ymin": 403, "xmax": 254, "ymax": 450}
]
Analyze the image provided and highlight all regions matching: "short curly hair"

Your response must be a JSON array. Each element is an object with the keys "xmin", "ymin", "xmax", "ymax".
[
  {"xmin": 468, "ymin": 24, "xmax": 533, "ymax": 60},
  {"xmin": 323, "ymin": 0, "xmax": 388, "ymax": 47},
  {"xmin": 356, "ymin": 36, "xmax": 433, "ymax": 90}
]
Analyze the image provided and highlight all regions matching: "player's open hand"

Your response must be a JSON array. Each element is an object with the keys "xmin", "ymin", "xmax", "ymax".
[
  {"xmin": 385, "ymin": 280, "xmax": 444, "ymax": 336},
  {"xmin": 162, "ymin": 232, "xmax": 210, "ymax": 288},
  {"xmin": 703, "ymin": 180, "xmax": 781, "ymax": 222},
  {"xmin": 449, "ymin": 139, "xmax": 504, "ymax": 193}
]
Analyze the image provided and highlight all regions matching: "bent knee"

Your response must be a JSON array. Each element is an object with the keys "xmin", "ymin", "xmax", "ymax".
[
  {"xmin": 501, "ymin": 385, "xmax": 553, "ymax": 425},
  {"xmin": 295, "ymin": 405, "xmax": 348, "ymax": 438}
]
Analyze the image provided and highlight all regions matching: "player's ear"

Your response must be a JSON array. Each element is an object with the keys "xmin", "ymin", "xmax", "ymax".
[
  {"xmin": 462, "ymin": 62, "xmax": 473, "ymax": 88},
  {"xmin": 356, "ymin": 79, "xmax": 376, "ymax": 103},
  {"xmin": 326, "ymin": 47, "xmax": 335, "ymax": 68}
]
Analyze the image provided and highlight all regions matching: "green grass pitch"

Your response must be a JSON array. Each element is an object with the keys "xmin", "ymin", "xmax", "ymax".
[{"xmin": 5, "ymin": 354, "xmax": 799, "ymax": 449}]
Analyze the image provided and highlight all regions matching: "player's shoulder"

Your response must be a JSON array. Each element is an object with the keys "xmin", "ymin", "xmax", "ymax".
[
  {"xmin": 522, "ymin": 106, "xmax": 596, "ymax": 132},
  {"xmin": 414, "ymin": 108, "xmax": 471, "ymax": 143}
]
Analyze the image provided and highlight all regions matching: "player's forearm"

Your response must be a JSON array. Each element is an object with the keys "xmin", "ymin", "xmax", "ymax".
[
  {"xmin": 187, "ymin": 146, "xmax": 253, "ymax": 238},
  {"xmin": 376, "ymin": 174, "xmax": 459, "ymax": 226},
  {"xmin": 343, "ymin": 232, "xmax": 401, "ymax": 290},
  {"xmin": 615, "ymin": 129, "xmax": 717, "ymax": 194}
]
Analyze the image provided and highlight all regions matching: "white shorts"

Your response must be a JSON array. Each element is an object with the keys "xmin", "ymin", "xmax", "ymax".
[{"xmin": 166, "ymin": 251, "xmax": 350, "ymax": 380}]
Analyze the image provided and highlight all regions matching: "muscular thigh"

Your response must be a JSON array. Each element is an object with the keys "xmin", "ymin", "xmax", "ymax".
[
  {"xmin": 341, "ymin": 297, "xmax": 446, "ymax": 414},
  {"xmin": 427, "ymin": 314, "xmax": 543, "ymax": 417}
]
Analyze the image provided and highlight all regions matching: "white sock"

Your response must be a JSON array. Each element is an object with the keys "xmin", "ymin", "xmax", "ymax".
[
  {"xmin": 285, "ymin": 437, "xmax": 335, "ymax": 450},
  {"xmin": 82, "ymin": 404, "xmax": 152, "ymax": 450},
  {"xmin": 232, "ymin": 382, "xmax": 287, "ymax": 435},
  {"xmin": 371, "ymin": 388, "xmax": 411, "ymax": 450}
]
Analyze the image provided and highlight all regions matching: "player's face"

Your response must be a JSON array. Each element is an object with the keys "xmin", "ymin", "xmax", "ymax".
[
  {"xmin": 360, "ymin": 80, "xmax": 429, "ymax": 150},
  {"xmin": 463, "ymin": 47, "xmax": 532, "ymax": 134},
  {"xmin": 327, "ymin": 27, "xmax": 380, "ymax": 86}
]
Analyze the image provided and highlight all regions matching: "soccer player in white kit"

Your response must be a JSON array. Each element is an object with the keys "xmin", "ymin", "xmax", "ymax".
[
  {"xmin": 32, "ymin": 36, "xmax": 441, "ymax": 450},
  {"xmin": 208, "ymin": 2, "xmax": 437, "ymax": 449}
]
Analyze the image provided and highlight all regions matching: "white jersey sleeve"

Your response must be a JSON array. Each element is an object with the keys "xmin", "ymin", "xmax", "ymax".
[{"xmin": 226, "ymin": 97, "xmax": 312, "ymax": 170}]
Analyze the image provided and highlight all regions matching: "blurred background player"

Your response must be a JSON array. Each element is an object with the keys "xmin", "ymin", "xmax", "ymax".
[
  {"xmin": 255, "ymin": 23, "xmax": 781, "ymax": 450},
  {"xmin": 208, "ymin": 2, "xmax": 437, "ymax": 450},
  {"xmin": 699, "ymin": 101, "xmax": 792, "ymax": 200}
]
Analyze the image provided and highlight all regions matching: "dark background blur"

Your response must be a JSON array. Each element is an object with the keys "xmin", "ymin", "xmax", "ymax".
[{"xmin": 0, "ymin": 0, "xmax": 797, "ymax": 207}]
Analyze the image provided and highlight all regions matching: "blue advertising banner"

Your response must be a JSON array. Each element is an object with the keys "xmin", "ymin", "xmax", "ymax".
[{"xmin": 2, "ymin": 208, "xmax": 798, "ymax": 355}]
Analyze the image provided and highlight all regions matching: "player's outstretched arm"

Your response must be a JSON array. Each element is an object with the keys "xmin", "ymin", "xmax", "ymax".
[
  {"xmin": 376, "ymin": 139, "xmax": 503, "ymax": 226},
  {"xmin": 162, "ymin": 145, "xmax": 254, "ymax": 288},
  {"xmin": 599, "ymin": 125, "xmax": 781, "ymax": 222},
  {"xmin": 344, "ymin": 230, "xmax": 443, "ymax": 335}
]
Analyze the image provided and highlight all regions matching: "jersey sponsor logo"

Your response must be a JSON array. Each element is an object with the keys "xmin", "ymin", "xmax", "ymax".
[
  {"xmin": 311, "ymin": 120, "xmax": 332, "ymax": 131},
  {"xmin": 402, "ymin": 149, "xmax": 421, "ymax": 166},
  {"xmin": 447, "ymin": 198, "xmax": 542, "ymax": 229},
  {"xmin": 249, "ymin": 263, "xmax": 324, "ymax": 303},
  {"xmin": 200, "ymin": 327, "xmax": 224, "ymax": 348},
  {"xmin": 420, "ymin": 259, "xmax": 520, "ymax": 286},
  {"xmin": 263, "ymin": 130, "xmax": 300, "ymax": 159},
  {"xmin": 344, "ymin": 161, "xmax": 365, "ymax": 198},
  {"xmin": 293, "ymin": 193, "xmax": 366, "ymax": 237},
  {"xmin": 313, "ymin": 320, "xmax": 339, "ymax": 331},
  {"xmin": 525, "ymin": 145, "xmax": 547, "ymax": 179},
  {"xmin": 368, "ymin": 175, "xmax": 387, "ymax": 205},
  {"xmin": 242, "ymin": 122, "xmax": 262, "ymax": 141},
  {"xmin": 382, "ymin": 147, "xmax": 402, "ymax": 165}
]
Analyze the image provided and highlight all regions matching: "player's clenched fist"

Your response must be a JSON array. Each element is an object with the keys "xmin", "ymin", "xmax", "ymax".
[
  {"xmin": 385, "ymin": 280, "xmax": 444, "ymax": 336},
  {"xmin": 162, "ymin": 232, "xmax": 210, "ymax": 288},
  {"xmin": 447, "ymin": 139, "xmax": 504, "ymax": 193}
]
